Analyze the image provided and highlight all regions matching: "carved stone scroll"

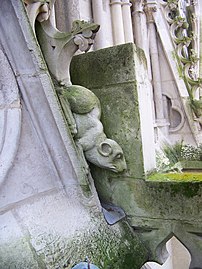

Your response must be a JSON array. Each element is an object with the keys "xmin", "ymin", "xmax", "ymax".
[
  {"xmin": 35, "ymin": 19, "xmax": 99, "ymax": 86},
  {"xmin": 161, "ymin": 0, "xmax": 202, "ymax": 124}
]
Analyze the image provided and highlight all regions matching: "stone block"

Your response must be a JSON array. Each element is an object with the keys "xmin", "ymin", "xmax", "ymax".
[
  {"xmin": 71, "ymin": 43, "xmax": 156, "ymax": 176},
  {"xmin": 0, "ymin": 211, "xmax": 39, "ymax": 269},
  {"xmin": 0, "ymin": 107, "xmax": 58, "ymax": 209},
  {"xmin": 70, "ymin": 43, "xmax": 156, "ymax": 204}
]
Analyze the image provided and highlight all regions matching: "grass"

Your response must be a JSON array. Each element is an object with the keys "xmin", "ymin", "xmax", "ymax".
[{"xmin": 147, "ymin": 172, "xmax": 202, "ymax": 182}]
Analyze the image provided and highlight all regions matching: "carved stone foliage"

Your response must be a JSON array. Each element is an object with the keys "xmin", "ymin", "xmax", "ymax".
[
  {"xmin": 161, "ymin": 0, "xmax": 202, "ymax": 124},
  {"xmin": 0, "ymin": 47, "xmax": 21, "ymax": 187},
  {"xmin": 24, "ymin": 1, "xmax": 127, "ymax": 174},
  {"xmin": 24, "ymin": 0, "xmax": 99, "ymax": 86},
  {"xmin": 144, "ymin": 4, "xmax": 157, "ymax": 23},
  {"xmin": 36, "ymin": 19, "xmax": 99, "ymax": 86}
]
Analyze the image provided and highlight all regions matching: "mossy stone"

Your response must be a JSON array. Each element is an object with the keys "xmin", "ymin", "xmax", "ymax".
[{"xmin": 61, "ymin": 85, "xmax": 99, "ymax": 114}]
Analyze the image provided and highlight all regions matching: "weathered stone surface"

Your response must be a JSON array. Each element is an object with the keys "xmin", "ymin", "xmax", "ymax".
[
  {"xmin": 0, "ymin": 46, "xmax": 21, "ymax": 188},
  {"xmin": 0, "ymin": 212, "xmax": 39, "ymax": 269},
  {"xmin": 70, "ymin": 43, "xmax": 156, "ymax": 194},
  {"xmin": 0, "ymin": 105, "xmax": 58, "ymax": 208},
  {"xmin": 0, "ymin": 2, "xmax": 148, "ymax": 269},
  {"xmin": 0, "ymin": 188, "xmax": 148, "ymax": 269},
  {"xmin": 2, "ymin": 1, "xmax": 202, "ymax": 268},
  {"xmin": 70, "ymin": 43, "xmax": 202, "ymax": 267},
  {"xmin": 71, "ymin": 43, "xmax": 138, "ymax": 87},
  {"xmin": 71, "ymin": 43, "xmax": 156, "ymax": 178}
]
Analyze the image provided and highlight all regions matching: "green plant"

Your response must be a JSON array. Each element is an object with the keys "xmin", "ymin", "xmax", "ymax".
[
  {"xmin": 156, "ymin": 141, "xmax": 202, "ymax": 173},
  {"xmin": 163, "ymin": 141, "xmax": 184, "ymax": 165}
]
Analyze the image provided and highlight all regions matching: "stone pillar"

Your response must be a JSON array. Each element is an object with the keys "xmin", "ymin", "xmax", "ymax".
[
  {"xmin": 110, "ymin": 0, "xmax": 125, "ymax": 45},
  {"xmin": 131, "ymin": 0, "xmax": 152, "ymax": 80},
  {"xmin": 131, "ymin": 0, "xmax": 145, "ymax": 48},
  {"xmin": 122, "ymin": 0, "xmax": 134, "ymax": 43},
  {"xmin": 144, "ymin": 2, "xmax": 165, "ymax": 125},
  {"xmin": 199, "ymin": 1, "xmax": 202, "ymax": 79},
  {"xmin": 55, "ymin": 0, "xmax": 80, "ymax": 32},
  {"xmin": 92, "ymin": 0, "xmax": 113, "ymax": 49}
]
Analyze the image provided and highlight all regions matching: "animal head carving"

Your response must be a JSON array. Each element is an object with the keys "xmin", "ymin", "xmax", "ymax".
[{"xmin": 85, "ymin": 139, "xmax": 127, "ymax": 173}]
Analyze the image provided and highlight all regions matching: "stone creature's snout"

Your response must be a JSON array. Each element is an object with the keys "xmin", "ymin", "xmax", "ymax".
[{"xmin": 85, "ymin": 139, "xmax": 127, "ymax": 173}]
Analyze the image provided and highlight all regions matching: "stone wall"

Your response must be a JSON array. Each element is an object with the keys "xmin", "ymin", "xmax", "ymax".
[
  {"xmin": 0, "ymin": 1, "xmax": 148, "ymax": 269},
  {"xmin": 71, "ymin": 43, "xmax": 202, "ymax": 269}
]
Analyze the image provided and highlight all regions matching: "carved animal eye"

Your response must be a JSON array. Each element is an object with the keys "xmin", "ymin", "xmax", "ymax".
[
  {"xmin": 98, "ymin": 142, "xmax": 113, "ymax": 157},
  {"xmin": 82, "ymin": 30, "xmax": 93, "ymax": 38},
  {"xmin": 115, "ymin": 153, "xmax": 123, "ymax": 159}
]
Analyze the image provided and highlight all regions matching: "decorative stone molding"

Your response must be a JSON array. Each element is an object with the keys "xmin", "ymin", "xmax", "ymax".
[
  {"xmin": 110, "ymin": 0, "xmax": 122, "ymax": 6},
  {"xmin": 131, "ymin": 0, "xmax": 144, "ymax": 14},
  {"xmin": 144, "ymin": 4, "xmax": 157, "ymax": 23},
  {"xmin": 35, "ymin": 19, "xmax": 99, "ymax": 86},
  {"xmin": 35, "ymin": 18, "xmax": 99, "ymax": 137},
  {"xmin": 161, "ymin": 0, "xmax": 202, "ymax": 125},
  {"xmin": 0, "ymin": 47, "xmax": 21, "ymax": 187},
  {"xmin": 122, "ymin": 0, "xmax": 132, "ymax": 6}
]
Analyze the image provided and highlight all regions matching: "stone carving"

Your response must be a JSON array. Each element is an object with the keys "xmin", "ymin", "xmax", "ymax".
[
  {"xmin": 144, "ymin": 4, "xmax": 157, "ymax": 23},
  {"xmin": 0, "ymin": 47, "xmax": 21, "ymax": 187},
  {"xmin": 191, "ymin": 99, "xmax": 202, "ymax": 125},
  {"xmin": 24, "ymin": 1, "xmax": 127, "ymax": 173},
  {"xmin": 58, "ymin": 85, "xmax": 127, "ymax": 173},
  {"xmin": 36, "ymin": 19, "xmax": 100, "ymax": 86},
  {"xmin": 161, "ymin": 0, "xmax": 202, "ymax": 124},
  {"xmin": 24, "ymin": 0, "xmax": 56, "ymax": 31}
]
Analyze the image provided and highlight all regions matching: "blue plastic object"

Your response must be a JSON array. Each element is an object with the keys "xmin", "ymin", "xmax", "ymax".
[
  {"xmin": 101, "ymin": 203, "xmax": 126, "ymax": 225},
  {"xmin": 72, "ymin": 262, "xmax": 100, "ymax": 269}
]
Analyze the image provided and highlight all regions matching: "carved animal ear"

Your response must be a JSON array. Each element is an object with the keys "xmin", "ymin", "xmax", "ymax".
[{"xmin": 98, "ymin": 142, "xmax": 113, "ymax": 157}]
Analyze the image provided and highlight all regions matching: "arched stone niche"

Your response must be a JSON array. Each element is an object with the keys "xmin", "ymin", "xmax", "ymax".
[
  {"xmin": 0, "ymin": 46, "xmax": 21, "ymax": 187},
  {"xmin": 141, "ymin": 236, "xmax": 191, "ymax": 269}
]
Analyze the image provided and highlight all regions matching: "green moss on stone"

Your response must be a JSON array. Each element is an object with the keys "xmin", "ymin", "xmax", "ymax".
[
  {"xmin": 70, "ymin": 44, "xmax": 145, "ymax": 179},
  {"xmin": 35, "ymin": 216, "xmax": 148, "ymax": 269},
  {"xmin": 0, "ymin": 237, "xmax": 41, "ymax": 269},
  {"xmin": 71, "ymin": 43, "xmax": 139, "ymax": 88},
  {"xmin": 60, "ymin": 85, "xmax": 99, "ymax": 114},
  {"xmin": 170, "ymin": 183, "xmax": 200, "ymax": 198},
  {"xmin": 147, "ymin": 172, "xmax": 202, "ymax": 182}
]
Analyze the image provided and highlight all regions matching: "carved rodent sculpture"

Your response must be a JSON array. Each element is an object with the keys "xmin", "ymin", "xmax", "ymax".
[{"xmin": 59, "ymin": 85, "xmax": 127, "ymax": 173}]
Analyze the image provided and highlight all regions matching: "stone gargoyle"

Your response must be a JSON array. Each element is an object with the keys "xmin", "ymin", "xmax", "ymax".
[
  {"xmin": 57, "ymin": 85, "xmax": 127, "ymax": 173},
  {"xmin": 24, "ymin": 0, "xmax": 127, "ymax": 173}
]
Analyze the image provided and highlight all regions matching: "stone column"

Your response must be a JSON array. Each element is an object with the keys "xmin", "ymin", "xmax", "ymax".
[
  {"xmin": 110, "ymin": 0, "xmax": 125, "ymax": 45},
  {"xmin": 131, "ymin": 0, "xmax": 145, "ymax": 48},
  {"xmin": 92, "ymin": 0, "xmax": 113, "ymax": 49},
  {"xmin": 199, "ymin": 1, "xmax": 202, "ymax": 79},
  {"xmin": 54, "ymin": 0, "xmax": 80, "ymax": 32},
  {"xmin": 144, "ymin": 2, "xmax": 165, "ymax": 125},
  {"xmin": 131, "ymin": 0, "xmax": 152, "ymax": 80},
  {"xmin": 122, "ymin": 0, "xmax": 134, "ymax": 43}
]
